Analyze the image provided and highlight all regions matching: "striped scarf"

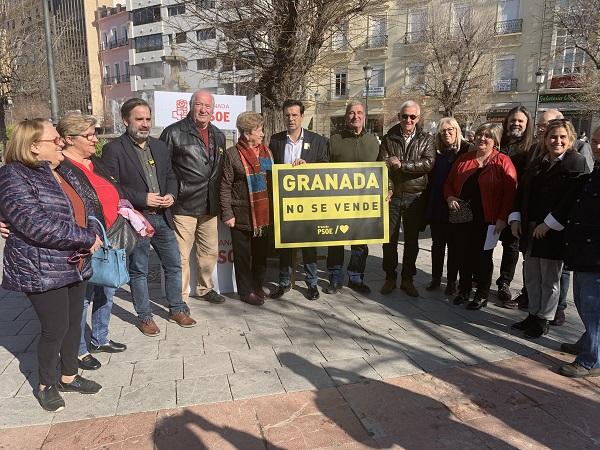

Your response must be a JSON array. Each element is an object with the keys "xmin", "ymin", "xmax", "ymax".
[{"xmin": 236, "ymin": 142, "xmax": 273, "ymax": 237}]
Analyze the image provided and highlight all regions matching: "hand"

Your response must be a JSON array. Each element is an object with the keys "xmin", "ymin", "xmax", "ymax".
[
  {"xmin": 494, "ymin": 219, "xmax": 507, "ymax": 234},
  {"xmin": 89, "ymin": 235, "xmax": 103, "ymax": 253},
  {"xmin": 224, "ymin": 218, "xmax": 235, "ymax": 228},
  {"xmin": 533, "ymin": 222, "xmax": 550, "ymax": 239},
  {"xmin": 386, "ymin": 190, "xmax": 393, "ymax": 202},
  {"xmin": 0, "ymin": 221, "xmax": 10, "ymax": 239},
  {"xmin": 146, "ymin": 192, "xmax": 163, "ymax": 207},
  {"xmin": 387, "ymin": 156, "xmax": 401, "ymax": 168},
  {"xmin": 511, "ymin": 221, "xmax": 522, "ymax": 238},
  {"xmin": 292, "ymin": 159, "xmax": 306, "ymax": 166},
  {"xmin": 447, "ymin": 196, "xmax": 460, "ymax": 211},
  {"xmin": 161, "ymin": 194, "xmax": 175, "ymax": 208}
]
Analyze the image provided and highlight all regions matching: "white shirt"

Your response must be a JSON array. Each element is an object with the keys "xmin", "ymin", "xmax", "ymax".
[
  {"xmin": 403, "ymin": 129, "xmax": 416, "ymax": 145},
  {"xmin": 284, "ymin": 129, "xmax": 304, "ymax": 164}
]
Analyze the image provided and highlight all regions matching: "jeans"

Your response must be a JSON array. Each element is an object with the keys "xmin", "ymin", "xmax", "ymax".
[
  {"xmin": 573, "ymin": 271, "xmax": 600, "ymax": 369},
  {"xmin": 278, "ymin": 248, "xmax": 318, "ymax": 288},
  {"xmin": 558, "ymin": 270, "xmax": 571, "ymax": 311},
  {"xmin": 79, "ymin": 283, "xmax": 116, "ymax": 356},
  {"xmin": 429, "ymin": 220, "xmax": 458, "ymax": 283},
  {"xmin": 382, "ymin": 194, "xmax": 423, "ymax": 281},
  {"xmin": 128, "ymin": 213, "xmax": 189, "ymax": 320},
  {"xmin": 496, "ymin": 227, "xmax": 520, "ymax": 287},
  {"xmin": 327, "ymin": 245, "xmax": 368, "ymax": 284}
]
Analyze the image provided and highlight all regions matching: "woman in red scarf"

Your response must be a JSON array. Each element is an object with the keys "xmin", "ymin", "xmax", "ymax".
[{"xmin": 220, "ymin": 112, "xmax": 273, "ymax": 305}]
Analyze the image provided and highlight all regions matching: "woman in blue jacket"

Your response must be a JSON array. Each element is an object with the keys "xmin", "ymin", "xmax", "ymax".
[{"xmin": 0, "ymin": 119, "xmax": 103, "ymax": 412}]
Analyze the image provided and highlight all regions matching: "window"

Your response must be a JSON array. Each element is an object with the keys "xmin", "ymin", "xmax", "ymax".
[
  {"xmin": 121, "ymin": 26, "xmax": 128, "ymax": 42},
  {"xmin": 494, "ymin": 56, "xmax": 517, "ymax": 91},
  {"xmin": 332, "ymin": 20, "xmax": 349, "ymax": 51},
  {"xmin": 175, "ymin": 32, "xmax": 187, "ymax": 44},
  {"xmin": 197, "ymin": 28, "xmax": 216, "ymax": 40},
  {"xmin": 102, "ymin": 32, "xmax": 108, "ymax": 49},
  {"xmin": 168, "ymin": 4, "xmax": 186, "ymax": 16},
  {"xmin": 196, "ymin": 0, "xmax": 216, "ymax": 8},
  {"xmin": 131, "ymin": 6, "xmax": 161, "ymax": 26},
  {"xmin": 554, "ymin": 29, "xmax": 586, "ymax": 75},
  {"xmin": 103, "ymin": 65, "xmax": 111, "ymax": 84},
  {"xmin": 334, "ymin": 71, "xmax": 347, "ymax": 97},
  {"xmin": 197, "ymin": 58, "xmax": 216, "ymax": 70},
  {"xmin": 369, "ymin": 16, "xmax": 387, "ymax": 47},
  {"xmin": 451, "ymin": 4, "xmax": 472, "ymax": 35},
  {"xmin": 496, "ymin": 0, "xmax": 522, "ymax": 33},
  {"xmin": 111, "ymin": 27, "xmax": 118, "ymax": 45},
  {"xmin": 133, "ymin": 61, "xmax": 164, "ymax": 79},
  {"xmin": 406, "ymin": 10, "xmax": 427, "ymax": 43},
  {"xmin": 114, "ymin": 63, "xmax": 121, "ymax": 82},
  {"xmin": 134, "ymin": 33, "xmax": 163, "ymax": 53},
  {"xmin": 407, "ymin": 63, "xmax": 425, "ymax": 88},
  {"xmin": 124, "ymin": 61, "xmax": 130, "ymax": 81}
]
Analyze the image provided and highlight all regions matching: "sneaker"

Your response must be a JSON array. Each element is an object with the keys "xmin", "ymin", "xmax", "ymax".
[
  {"xmin": 550, "ymin": 309, "xmax": 566, "ymax": 326},
  {"xmin": 497, "ymin": 283, "xmax": 512, "ymax": 303},
  {"xmin": 400, "ymin": 279, "xmax": 419, "ymax": 297},
  {"xmin": 169, "ymin": 311, "xmax": 197, "ymax": 327},
  {"xmin": 201, "ymin": 290, "xmax": 226, "ymax": 304},
  {"xmin": 137, "ymin": 318, "xmax": 160, "ymax": 336},
  {"xmin": 347, "ymin": 281, "xmax": 371, "ymax": 294},
  {"xmin": 36, "ymin": 385, "xmax": 65, "ymax": 412},
  {"xmin": 559, "ymin": 362, "xmax": 600, "ymax": 378},
  {"xmin": 380, "ymin": 279, "xmax": 396, "ymax": 295},
  {"xmin": 58, "ymin": 375, "xmax": 102, "ymax": 394},
  {"xmin": 560, "ymin": 342, "xmax": 580, "ymax": 356}
]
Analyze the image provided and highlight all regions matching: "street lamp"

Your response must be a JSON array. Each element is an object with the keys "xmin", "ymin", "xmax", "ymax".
[
  {"xmin": 533, "ymin": 67, "xmax": 546, "ymax": 131},
  {"xmin": 314, "ymin": 92, "xmax": 320, "ymax": 134},
  {"xmin": 363, "ymin": 63, "xmax": 373, "ymax": 133}
]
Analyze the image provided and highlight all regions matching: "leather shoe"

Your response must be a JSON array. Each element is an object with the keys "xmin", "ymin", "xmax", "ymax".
[
  {"xmin": 524, "ymin": 317, "xmax": 549, "ymax": 338},
  {"xmin": 516, "ymin": 292, "xmax": 529, "ymax": 310},
  {"xmin": 254, "ymin": 288, "xmax": 267, "ymax": 299},
  {"xmin": 511, "ymin": 314, "xmax": 535, "ymax": 330},
  {"xmin": 497, "ymin": 283, "xmax": 512, "ymax": 302},
  {"xmin": 90, "ymin": 340, "xmax": 127, "ymax": 354},
  {"xmin": 347, "ymin": 281, "xmax": 371, "ymax": 294},
  {"xmin": 78, "ymin": 354, "xmax": 101, "ymax": 371},
  {"xmin": 559, "ymin": 362, "xmax": 600, "ymax": 378},
  {"xmin": 242, "ymin": 292, "xmax": 264, "ymax": 306},
  {"xmin": 137, "ymin": 318, "xmax": 160, "ymax": 336},
  {"xmin": 560, "ymin": 342, "xmax": 580, "ymax": 355},
  {"xmin": 400, "ymin": 279, "xmax": 419, "ymax": 297},
  {"xmin": 453, "ymin": 292, "xmax": 470, "ymax": 305},
  {"xmin": 550, "ymin": 309, "xmax": 566, "ymax": 326},
  {"xmin": 269, "ymin": 285, "xmax": 291, "ymax": 299},
  {"xmin": 168, "ymin": 312, "xmax": 197, "ymax": 328},
  {"xmin": 200, "ymin": 290, "xmax": 226, "ymax": 304},
  {"xmin": 380, "ymin": 279, "xmax": 396, "ymax": 295},
  {"xmin": 307, "ymin": 285, "xmax": 319, "ymax": 300},
  {"xmin": 426, "ymin": 278, "xmax": 441, "ymax": 291},
  {"xmin": 466, "ymin": 296, "xmax": 487, "ymax": 310},
  {"xmin": 323, "ymin": 282, "xmax": 342, "ymax": 294},
  {"xmin": 445, "ymin": 282, "xmax": 457, "ymax": 296},
  {"xmin": 58, "ymin": 375, "xmax": 102, "ymax": 394}
]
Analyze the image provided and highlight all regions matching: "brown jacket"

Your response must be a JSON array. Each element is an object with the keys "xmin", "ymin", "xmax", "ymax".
[{"xmin": 220, "ymin": 145, "xmax": 253, "ymax": 231}]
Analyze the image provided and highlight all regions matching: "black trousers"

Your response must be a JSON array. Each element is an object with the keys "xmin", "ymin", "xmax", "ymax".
[
  {"xmin": 496, "ymin": 227, "xmax": 520, "ymax": 286},
  {"xmin": 430, "ymin": 220, "xmax": 459, "ymax": 283},
  {"xmin": 453, "ymin": 221, "xmax": 494, "ymax": 299},
  {"xmin": 27, "ymin": 281, "xmax": 87, "ymax": 386},
  {"xmin": 230, "ymin": 227, "xmax": 268, "ymax": 298}
]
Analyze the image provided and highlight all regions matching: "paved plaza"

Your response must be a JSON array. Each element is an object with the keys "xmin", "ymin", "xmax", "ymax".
[{"xmin": 0, "ymin": 235, "xmax": 599, "ymax": 448}]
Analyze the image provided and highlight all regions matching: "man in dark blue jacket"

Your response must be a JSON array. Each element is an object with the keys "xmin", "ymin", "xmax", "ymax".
[{"xmin": 101, "ymin": 98, "xmax": 196, "ymax": 337}]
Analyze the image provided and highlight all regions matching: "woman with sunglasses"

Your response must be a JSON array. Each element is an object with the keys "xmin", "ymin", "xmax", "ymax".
[
  {"xmin": 0, "ymin": 119, "xmax": 103, "ymax": 412},
  {"xmin": 57, "ymin": 114, "xmax": 128, "ymax": 371},
  {"xmin": 509, "ymin": 119, "xmax": 588, "ymax": 338},
  {"xmin": 444, "ymin": 123, "xmax": 517, "ymax": 310}
]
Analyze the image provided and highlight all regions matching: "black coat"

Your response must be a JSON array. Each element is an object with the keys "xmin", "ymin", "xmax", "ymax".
[
  {"xmin": 513, "ymin": 151, "xmax": 588, "ymax": 259},
  {"xmin": 159, "ymin": 116, "xmax": 226, "ymax": 217},
  {"xmin": 268, "ymin": 129, "xmax": 329, "ymax": 164},
  {"xmin": 100, "ymin": 134, "xmax": 178, "ymax": 228}
]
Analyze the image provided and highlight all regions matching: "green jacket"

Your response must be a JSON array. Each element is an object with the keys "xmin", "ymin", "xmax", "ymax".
[{"xmin": 329, "ymin": 128, "xmax": 380, "ymax": 163}]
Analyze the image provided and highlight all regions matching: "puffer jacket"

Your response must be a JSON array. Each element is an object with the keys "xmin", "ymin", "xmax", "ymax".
[
  {"xmin": 0, "ymin": 162, "xmax": 98, "ymax": 294},
  {"xmin": 159, "ymin": 115, "xmax": 226, "ymax": 217},
  {"xmin": 377, "ymin": 124, "xmax": 436, "ymax": 196}
]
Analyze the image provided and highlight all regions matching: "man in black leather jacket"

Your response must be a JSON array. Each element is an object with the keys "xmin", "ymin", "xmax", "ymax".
[
  {"xmin": 378, "ymin": 100, "xmax": 435, "ymax": 298},
  {"xmin": 160, "ymin": 90, "xmax": 227, "ymax": 304}
]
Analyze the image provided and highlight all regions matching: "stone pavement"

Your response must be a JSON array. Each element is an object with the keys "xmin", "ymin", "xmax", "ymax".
[{"xmin": 0, "ymin": 235, "xmax": 598, "ymax": 449}]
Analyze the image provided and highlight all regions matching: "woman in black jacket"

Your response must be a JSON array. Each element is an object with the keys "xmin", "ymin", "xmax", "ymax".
[{"xmin": 509, "ymin": 119, "xmax": 588, "ymax": 338}]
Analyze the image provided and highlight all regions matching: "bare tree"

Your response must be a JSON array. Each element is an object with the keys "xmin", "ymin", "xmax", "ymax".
[{"xmin": 168, "ymin": 0, "xmax": 382, "ymax": 137}]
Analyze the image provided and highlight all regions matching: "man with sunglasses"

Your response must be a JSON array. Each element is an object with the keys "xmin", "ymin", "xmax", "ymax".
[{"xmin": 378, "ymin": 101, "xmax": 435, "ymax": 298}]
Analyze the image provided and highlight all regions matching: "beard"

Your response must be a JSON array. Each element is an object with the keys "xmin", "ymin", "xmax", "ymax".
[
  {"xmin": 508, "ymin": 127, "xmax": 524, "ymax": 139},
  {"xmin": 127, "ymin": 125, "xmax": 150, "ymax": 141}
]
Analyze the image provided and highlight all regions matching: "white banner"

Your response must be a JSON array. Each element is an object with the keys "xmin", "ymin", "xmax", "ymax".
[{"xmin": 153, "ymin": 91, "xmax": 246, "ymax": 131}]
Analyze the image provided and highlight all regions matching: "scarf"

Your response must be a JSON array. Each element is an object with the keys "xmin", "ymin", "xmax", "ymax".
[{"xmin": 236, "ymin": 141, "xmax": 273, "ymax": 237}]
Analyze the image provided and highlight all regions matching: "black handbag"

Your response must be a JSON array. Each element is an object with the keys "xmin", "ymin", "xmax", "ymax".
[
  {"xmin": 107, "ymin": 215, "xmax": 140, "ymax": 254},
  {"xmin": 448, "ymin": 199, "xmax": 473, "ymax": 224}
]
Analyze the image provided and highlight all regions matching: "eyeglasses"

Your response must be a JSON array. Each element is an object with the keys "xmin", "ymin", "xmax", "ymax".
[
  {"xmin": 475, "ymin": 132, "xmax": 494, "ymax": 140},
  {"xmin": 67, "ymin": 249, "xmax": 91, "ymax": 264},
  {"xmin": 441, "ymin": 128, "xmax": 455, "ymax": 134},
  {"xmin": 37, "ymin": 137, "xmax": 64, "ymax": 145},
  {"xmin": 71, "ymin": 133, "xmax": 98, "ymax": 141},
  {"xmin": 401, "ymin": 114, "xmax": 419, "ymax": 120}
]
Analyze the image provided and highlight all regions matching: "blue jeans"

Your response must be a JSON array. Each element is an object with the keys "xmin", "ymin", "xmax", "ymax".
[
  {"xmin": 558, "ymin": 270, "xmax": 571, "ymax": 311},
  {"xmin": 79, "ymin": 283, "xmax": 116, "ymax": 356},
  {"xmin": 278, "ymin": 248, "xmax": 318, "ymax": 288},
  {"xmin": 128, "ymin": 213, "xmax": 188, "ymax": 321},
  {"xmin": 573, "ymin": 271, "xmax": 600, "ymax": 369},
  {"xmin": 327, "ymin": 244, "xmax": 368, "ymax": 284}
]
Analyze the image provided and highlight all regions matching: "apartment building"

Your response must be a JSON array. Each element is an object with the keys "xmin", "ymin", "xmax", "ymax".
[{"xmin": 312, "ymin": 0, "xmax": 594, "ymax": 136}]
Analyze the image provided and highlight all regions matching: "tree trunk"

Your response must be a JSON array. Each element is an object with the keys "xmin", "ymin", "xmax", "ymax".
[
  {"xmin": 0, "ymin": 103, "xmax": 7, "ymax": 149},
  {"xmin": 261, "ymin": 100, "xmax": 284, "ymax": 146}
]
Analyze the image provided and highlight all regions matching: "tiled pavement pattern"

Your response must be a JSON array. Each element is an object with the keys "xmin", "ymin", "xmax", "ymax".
[{"xmin": 0, "ymin": 236, "xmax": 598, "ymax": 448}]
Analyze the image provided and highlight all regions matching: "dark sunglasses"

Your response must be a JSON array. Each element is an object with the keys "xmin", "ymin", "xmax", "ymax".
[
  {"xmin": 67, "ymin": 249, "xmax": 91, "ymax": 264},
  {"xmin": 401, "ymin": 114, "xmax": 419, "ymax": 120}
]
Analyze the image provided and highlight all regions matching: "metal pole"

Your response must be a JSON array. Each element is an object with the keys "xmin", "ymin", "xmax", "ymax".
[
  {"xmin": 365, "ymin": 79, "xmax": 369, "ymax": 133},
  {"xmin": 42, "ymin": 0, "xmax": 59, "ymax": 122},
  {"xmin": 534, "ymin": 82, "xmax": 542, "ymax": 130}
]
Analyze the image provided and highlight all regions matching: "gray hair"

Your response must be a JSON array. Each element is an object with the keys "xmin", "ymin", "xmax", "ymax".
[
  {"xmin": 345, "ymin": 101, "xmax": 364, "ymax": 115},
  {"xmin": 399, "ymin": 100, "xmax": 421, "ymax": 115},
  {"xmin": 189, "ymin": 89, "xmax": 215, "ymax": 108}
]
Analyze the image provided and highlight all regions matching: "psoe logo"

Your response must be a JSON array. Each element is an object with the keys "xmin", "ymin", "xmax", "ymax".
[{"xmin": 316, "ymin": 225, "xmax": 350, "ymax": 235}]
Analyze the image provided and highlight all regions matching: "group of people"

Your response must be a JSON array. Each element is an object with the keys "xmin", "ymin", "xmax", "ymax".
[{"xmin": 1, "ymin": 90, "xmax": 599, "ymax": 413}]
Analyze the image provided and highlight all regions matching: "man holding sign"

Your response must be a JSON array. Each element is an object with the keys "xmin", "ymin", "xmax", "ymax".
[{"xmin": 269, "ymin": 100, "xmax": 329, "ymax": 301}]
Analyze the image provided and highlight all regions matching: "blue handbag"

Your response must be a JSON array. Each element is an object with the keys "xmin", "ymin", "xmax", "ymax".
[{"xmin": 88, "ymin": 216, "xmax": 130, "ymax": 288}]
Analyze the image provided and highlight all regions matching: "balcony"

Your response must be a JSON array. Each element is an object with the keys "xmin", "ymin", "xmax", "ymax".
[
  {"xmin": 496, "ymin": 19, "xmax": 523, "ymax": 34},
  {"xmin": 103, "ymin": 74, "xmax": 131, "ymax": 85},
  {"xmin": 404, "ymin": 31, "xmax": 425, "ymax": 44},
  {"xmin": 101, "ymin": 37, "xmax": 129, "ymax": 51},
  {"xmin": 493, "ymin": 78, "xmax": 518, "ymax": 92},
  {"xmin": 550, "ymin": 73, "xmax": 582, "ymax": 89},
  {"xmin": 365, "ymin": 34, "xmax": 388, "ymax": 49},
  {"xmin": 328, "ymin": 91, "xmax": 348, "ymax": 100},
  {"xmin": 362, "ymin": 86, "xmax": 386, "ymax": 97}
]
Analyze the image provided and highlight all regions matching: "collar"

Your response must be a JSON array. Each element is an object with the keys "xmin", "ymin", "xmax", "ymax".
[
  {"xmin": 126, "ymin": 133, "xmax": 149, "ymax": 150},
  {"xmin": 403, "ymin": 129, "xmax": 416, "ymax": 141},
  {"xmin": 343, "ymin": 127, "xmax": 365, "ymax": 137},
  {"xmin": 286, "ymin": 128, "xmax": 304, "ymax": 144},
  {"xmin": 543, "ymin": 152, "xmax": 567, "ymax": 163}
]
